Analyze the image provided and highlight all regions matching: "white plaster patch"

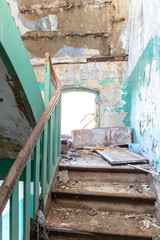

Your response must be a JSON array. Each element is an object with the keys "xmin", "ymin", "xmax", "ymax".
[
  {"xmin": 119, "ymin": 1, "xmax": 132, "ymax": 54},
  {"xmin": 7, "ymin": 0, "xmax": 28, "ymax": 35},
  {"xmin": 83, "ymin": 49, "xmax": 100, "ymax": 56},
  {"xmin": 137, "ymin": 59, "xmax": 160, "ymax": 160},
  {"xmin": 101, "ymin": 109, "xmax": 127, "ymax": 127},
  {"xmin": 145, "ymin": 64, "xmax": 150, "ymax": 80},
  {"xmin": 128, "ymin": 0, "xmax": 160, "ymax": 76},
  {"xmin": 7, "ymin": 0, "xmax": 58, "ymax": 35},
  {"xmin": 49, "ymin": 15, "xmax": 58, "ymax": 31}
]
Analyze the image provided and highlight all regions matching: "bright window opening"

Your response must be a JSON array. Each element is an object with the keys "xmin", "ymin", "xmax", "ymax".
[{"xmin": 61, "ymin": 91, "xmax": 99, "ymax": 138}]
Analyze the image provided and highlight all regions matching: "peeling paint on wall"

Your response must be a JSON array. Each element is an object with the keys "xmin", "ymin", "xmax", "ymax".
[
  {"xmin": 34, "ymin": 61, "xmax": 128, "ymax": 128},
  {"xmin": 128, "ymin": 36, "xmax": 160, "ymax": 172},
  {"xmin": 98, "ymin": 79, "xmax": 115, "ymax": 85},
  {"xmin": 7, "ymin": 0, "xmax": 132, "ymax": 59},
  {"xmin": 7, "ymin": 0, "xmax": 58, "ymax": 35},
  {"xmin": 127, "ymin": 0, "xmax": 160, "ymax": 76}
]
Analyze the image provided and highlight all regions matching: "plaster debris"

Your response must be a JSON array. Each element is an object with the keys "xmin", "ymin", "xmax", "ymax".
[{"xmin": 59, "ymin": 170, "xmax": 70, "ymax": 184}]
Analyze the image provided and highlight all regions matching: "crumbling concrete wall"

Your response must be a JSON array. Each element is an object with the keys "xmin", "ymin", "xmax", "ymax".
[
  {"xmin": 0, "ymin": 57, "xmax": 31, "ymax": 159},
  {"xmin": 128, "ymin": 0, "xmax": 160, "ymax": 173},
  {"xmin": 34, "ymin": 60, "xmax": 129, "ymax": 127},
  {"xmin": 7, "ymin": 0, "xmax": 131, "ymax": 58},
  {"xmin": 7, "ymin": 0, "xmax": 132, "ymax": 128}
]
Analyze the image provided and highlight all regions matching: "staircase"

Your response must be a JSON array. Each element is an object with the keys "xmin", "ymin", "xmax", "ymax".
[{"xmin": 45, "ymin": 151, "xmax": 160, "ymax": 240}]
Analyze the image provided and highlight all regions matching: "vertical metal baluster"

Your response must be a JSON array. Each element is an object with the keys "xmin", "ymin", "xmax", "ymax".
[
  {"xmin": 33, "ymin": 140, "xmax": 40, "ymax": 218},
  {"xmin": 53, "ymin": 105, "xmax": 58, "ymax": 166},
  {"xmin": 48, "ymin": 112, "xmax": 54, "ymax": 181},
  {"xmin": 10, "ymin": 183, "xmax": 19, "ymax": 240},
  {"xmin": 45, "ymin": 62, "xmax": 51, "ymax": 183},
  {"xmin": 24, "ymin": 157, "xmax": 31, "ymax": 240},
  {"xmin": 41, "ymin": 126, "xmax": 47, "ymax": 198},
  {"xmin": 57, "ymin": 98, "xmax": 61, "ymax": 157}
]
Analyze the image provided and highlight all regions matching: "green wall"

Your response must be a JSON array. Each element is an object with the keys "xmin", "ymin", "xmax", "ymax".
[
  {"xmin": 128, "ymin": 36, "xmax": 160, "ymax": 173},
  {"xmin": 0, "ymin": 0, "xmax": 44, "ymax": 122}
]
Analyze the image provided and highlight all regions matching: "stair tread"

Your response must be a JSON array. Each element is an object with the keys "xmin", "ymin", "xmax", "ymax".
[
  {"xmin": 60, "ymin": 149, "xmax": 150, "ymax": 170},
  {"xmin": 59, "ymin": 164, "xmax": 149, "ymax": 173},
  {"xmin": 46, "ymin": 208, "xmax": 160, "ymax": 237},
  {"xmin": 52, "ymin": 180, "xmax": 156, "ymax": 200}
]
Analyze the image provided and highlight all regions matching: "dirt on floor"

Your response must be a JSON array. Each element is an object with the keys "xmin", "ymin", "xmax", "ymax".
[
  {"xmin": 46, "ymin": 207, "xmax": 160, "ymax": 237},
  {"xmin": 60, "ymin": 149, "xmax": 152, "ymax": 169},
  {"xmin": 54, "ymin": 179, "xmax": 155, "ymax": 197}
]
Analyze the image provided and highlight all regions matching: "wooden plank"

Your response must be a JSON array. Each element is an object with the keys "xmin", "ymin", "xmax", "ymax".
[
  {"xmin": 72, "ymin": 127, "xmax": 132, "ymax": 149},
  {"xmin": 24, "ymin": 157, "xmax": 31, "ymax": 240},
  {"xmin": 95, "ymin": 147, "xmax": 148, "ymax": 165},
  {"xmin": 10, "ymin": 183, "xmax": 19, "ymax": 240}
]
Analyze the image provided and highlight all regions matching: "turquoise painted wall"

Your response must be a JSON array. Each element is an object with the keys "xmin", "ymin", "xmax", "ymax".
[
  {"xmin": 128, "ymin": 36, "xmax": 160, "ymax": 173},
  {"xmin": 0, "ymin": 0, "xmax": 45, "ymax": 122},
  {"xmin": 1, "ymin": 192, "xmax": 34, "ymax": 240}
]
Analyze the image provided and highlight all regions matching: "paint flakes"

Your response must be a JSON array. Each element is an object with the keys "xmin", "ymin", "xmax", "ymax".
[{"xmin": 98, "ymin": 79, "xmax": 115, "ymax": 85}]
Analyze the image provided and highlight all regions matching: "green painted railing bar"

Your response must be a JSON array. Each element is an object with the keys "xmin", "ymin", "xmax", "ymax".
[
  {"xmin": 51, "ymin": 110, "xmax": 56, "ymax": 166},
  {"xmin": 0, "ymin": 53, "xmax": 62, "ymax": 240},
  {"xmin": 0, "ymin": 216, "xmax": 2, "ymax": 240},
  {"xmin": 53, "ymin": 106, "xmax": 58, "ymax": 166},
  {"xmin": 48, "ymin": 116, "xmax": 54, "ymax": 182},
  {"xmin": 0, "ymin": 0, "xmax": 44, "ymax": 122},
  {"xmin": 10, "ymin": 183, "xmax": 19, "ymax": 240},
  {"xmin": 41, "ymin": 129, "xmax": 47, "ymax": 198},
  {"xmin": 33, "ymin": 140, "xmax": 40, "ymax": 218},
  {"xmin": 57, "ymin": 99, "xmax": 61, "ymax": 157},
  {"xmin": 24, "ymin": 157, "xmax": 31, "ymax": 240}
]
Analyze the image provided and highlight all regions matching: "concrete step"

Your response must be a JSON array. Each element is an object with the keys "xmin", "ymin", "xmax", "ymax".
[
  {"xmin": 46, "ymin": 208, "xmax": 160, "ymax": 240},
  {"xmin": 59, "ymin": 165, "xmax": 149, "ymax": 184},
  {"xmin": 51, "ymin": 180, "xmax": 156, "ymax": 214}
]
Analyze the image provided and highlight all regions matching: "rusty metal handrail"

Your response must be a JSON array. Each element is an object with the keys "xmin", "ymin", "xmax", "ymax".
[{"xmin": 0, "ymin": 53, "xmax": 62, "ymax": 215}]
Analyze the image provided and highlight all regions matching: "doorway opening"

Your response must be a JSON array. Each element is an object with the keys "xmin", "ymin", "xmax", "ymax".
[{"xmin": 61, "ymin": 89, "xmax": 99, "ymax": 138}]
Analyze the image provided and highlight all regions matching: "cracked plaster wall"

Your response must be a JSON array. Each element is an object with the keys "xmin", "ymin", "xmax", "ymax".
[
  {"xmin": 7, "ymin": 0, "xmax": 131, "ymax": 59},
  {"xmin": 6, "ymin": 0, "xmax": 132, "ymax": 128},
  {"xmin": 128, "ymin": 0, "xmax": 160, "ymax": 174},
  {"xmin": 127, "ymin": 0, "xmax": 160, "ymax": 76},
  {"xmin": 34, "ymin": 60, "xmax": 129, "ymax": 127}
]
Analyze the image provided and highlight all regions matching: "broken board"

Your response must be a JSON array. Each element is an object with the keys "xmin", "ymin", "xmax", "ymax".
[
  {"xmin": 95, "ymin": 147, "xmax": 148, "ymax": 165},
  {"xmin": 72, "ymin": 127, "xmax": 132, "ymax": 149}
]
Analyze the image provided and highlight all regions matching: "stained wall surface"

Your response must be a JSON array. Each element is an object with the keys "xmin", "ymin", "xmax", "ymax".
[
  {"xmin": 9, "ymin": 0, "xmax": 132, "ymax": 58},
  {"xmin": 5, "ymin": 0, "xmax": 132, "ymax": 128},
  {"xmin": 128, "ymin": 0, "xmax": 160, "ymax": 173},
  {"xmin": 34, "ymin": 60, "xmax": 129, "ymax": 127}
]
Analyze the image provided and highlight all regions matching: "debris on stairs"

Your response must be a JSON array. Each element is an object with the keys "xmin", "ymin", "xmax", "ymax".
[
  {"xmin": 72, "ymin": 127, "xmax": 132, "ymax": 148},
  {"xmin": 45, "ymin": 151, "xmax": 160, "ymax": 239},
  {"xmin": 95, "ymin": 146, "xmax": 148, "ymax": 165},
  {"xmin": 61, "ymin": 138, "xmax": 72, "ymax": 154},
  {"xmin": 45, "ymin": 127, "xmax": 160, "ymax": 239},
  {"xmin": 31, "ymin": 194, "xmax": 49, "ymax": 240}
]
